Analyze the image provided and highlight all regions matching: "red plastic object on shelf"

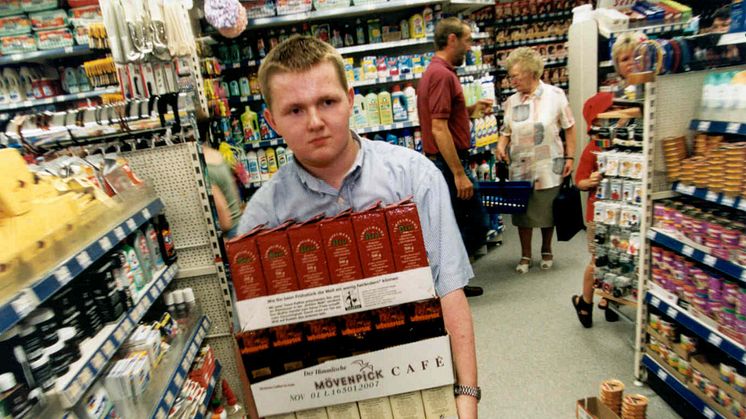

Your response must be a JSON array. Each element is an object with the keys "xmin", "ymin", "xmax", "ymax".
[{"xmin": 68, "ymin": 0, "xmax": 99, "ymax": 7}]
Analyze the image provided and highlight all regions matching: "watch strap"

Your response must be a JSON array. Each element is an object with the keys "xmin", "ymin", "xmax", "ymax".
[{"xmin": 453, "ymin": 384, "xmax": 481, "ymax": 402}]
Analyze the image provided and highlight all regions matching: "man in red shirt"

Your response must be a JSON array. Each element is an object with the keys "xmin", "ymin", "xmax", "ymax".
[{"xmin": 417, "ymin": 17, "xmax": 493, "ymax": 297}]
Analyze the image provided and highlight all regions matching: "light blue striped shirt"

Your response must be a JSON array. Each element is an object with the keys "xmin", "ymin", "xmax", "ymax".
[{"xmin": 236, "ymin": 132, "xmax": 473, "ymax": 297}]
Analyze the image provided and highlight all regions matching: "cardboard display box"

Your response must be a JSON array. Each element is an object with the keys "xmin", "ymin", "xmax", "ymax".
[
  {"xmin": 576, "ymin": 397, "xmax": 621, "ymax": 419},
  {"xmin": 251, "ymin": 335, "xmax": 454, "ymax": 417}
]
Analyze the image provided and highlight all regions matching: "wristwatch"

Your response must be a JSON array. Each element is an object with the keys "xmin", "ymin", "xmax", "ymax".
[{"xmin": 453, "ymin": 384, "xmax": 481, "ymax": 402}]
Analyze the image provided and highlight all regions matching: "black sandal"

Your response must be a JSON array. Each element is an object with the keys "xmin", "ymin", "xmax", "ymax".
[
  {"xmin": 598, "ymin": 299, "xmax": 620, "ymax": 322},
  {"xmin": 572, "ymin": 295, "xmax": 593, "ymax": 328}
]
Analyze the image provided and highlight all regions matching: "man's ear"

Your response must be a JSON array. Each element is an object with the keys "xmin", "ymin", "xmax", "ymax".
[
  {"xmin": 347, "ymin": 87, "xmax": 354, "ymax": 105},
  {"xmin": 264, "ymin": 106, "xmax": 279, "ymax": 135}
]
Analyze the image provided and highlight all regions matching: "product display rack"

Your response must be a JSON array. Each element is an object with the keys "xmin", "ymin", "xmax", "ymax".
[
  {"xmin": 598, "ymin": 20, "xmax": 692, "ymax": 39},
  {"xmin": 0, "ymin": 197, "xmax": 165, "ymax": 336},
  {"xmin": 0, "ymin": 45, "xmax": 96, "ymax": 66},
  {"xmin": 115, "ymin": 313, "xmax": 212, "ymax": 419},
  {"xmin": 194, "ymin": 360, "xmax": 222, "ymax": 419},
  {"xmin": 358, "ymin": 120, "xmax": 421, "ymax": 134},
  {"xmin": 55, "ymin": 263, "xmax": 180, "ymax": 408},
  {"xmin": 489, "ymin": 34, "xmax": 568, "ymax": 50},
  {"xmin": 642, "ymin": 354, "xmax": 725, "ymax": 419},
  {"xmin": 0, "ymin": 86, "xmax": 121, "ymax": 112}
]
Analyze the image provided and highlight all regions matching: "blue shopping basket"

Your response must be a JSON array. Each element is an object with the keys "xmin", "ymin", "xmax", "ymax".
[{"xmin": 478, "ymin": 179, "xmax": 532, "ymax": 214}]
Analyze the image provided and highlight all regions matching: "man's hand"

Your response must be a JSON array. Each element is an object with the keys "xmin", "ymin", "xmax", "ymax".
[
  {"xmin": 587, "ymin": 171, "xmax": 602, "ymax": 188},
  {"xmin": 477, "ymin": 98, "xmax": 494, "ymax": 115},
  {"xmin": 562, "ymin": 159, "xmax": 573, "ymax": 178},
  {"xmin": 456, "ymin": 394, "xmax": 479, "ymax": 419},
  {"xmin": 496, "ymin": 144, "xmax": 509, "ymax": 163},
  {"xmin": 455, "ymin": 172, "xmax": 474, "ymax": 200}
]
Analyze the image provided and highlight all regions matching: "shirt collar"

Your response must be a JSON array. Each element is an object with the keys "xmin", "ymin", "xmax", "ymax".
[
  {"xmin": 293, "ymin": 130, "xmax": 365, "ymax": 194},
  {"xmin": 520, "ymin": 80, "xmax": 545, "ymax": 102},
  {"xmin": 432, "ymin": 56, "xmax": 455, "ymax": 73}
]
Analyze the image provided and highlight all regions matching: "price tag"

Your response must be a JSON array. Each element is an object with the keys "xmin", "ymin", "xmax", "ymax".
[
  {"xmin": 11, "ymin": 290, "xmax": 39, "ymax": 318},
  {"xmin": 64, "ymin": 46, "xmax": 73, "ymax": 53},
  {"xmin": 706, "ymin": 191, "xmax": 718, "ymax": 202},
  {"xmin": 741, "ymin": 270, "xmax": 746, "ymax": 282},
  {"xmin": 656, "ymin": 369, "xmax": 667, "ymax": 381},
  {"xmin": 703, "ymin": 407, "xmax": 716, "ymax": 419},
  {"xmin": 175, "ymin": 371, "xmax": 184, "ymax": 386},
  {"xmin": 682, "ymin": 246, "xmax": 694, "ymax": 257},
  {"xmin": 55, "ymin": 266, "xmax": 73, "ymax": 285},
  {"xmin": 69, "ymin": 381, "xmax": 81, "ymax": 399},
  {"xmin": 651, "ymin": 296, "xmax": 661, "ymax": 308},
  {"xmin": 726, "ymin": 122, "xmax": 740, "ymax": 134},
  {"xmin": 666, "ymin": 307, "xmax": 678, "ymax": 319},
  {"xmin": 703, "ymin": 255, "xmax": 717, "ymax": 267},
  {"xmin": 11, "ymin": 54, "xmax": 22, "ymax": 62},
  {"xmin": 124, "ymin": 317, "xmax": 133, "ymax": 330},
  {"xmin": 126, "ymin": 219, "xmax": 137, "ymax": 231},
  {"xmin": 22, "ymin": 100, "xmax": 32, "ymax": 107},
  {"xmin": 92, "ymin": 352, "xmax": 105, "ymax": 371},
  {"xmin": 79, "ymin": 368, "xmax": 92, "ymax": 385},
  {"xmin": 739, "ymin": 200, "xmax": 746, "ymax": 212},
  {"xmin": 149, "ymin": 287, "xmax": 158, "ymax": 299},
  {"xmin": 722, "ymin": 196, "xmax": 735, "ymax": 207},
  {"xmin": 697, "ymin": 121, "xmax": 711, "ymax": 132},
  {"xmin": 143, "ymin": 208, "xmax": 151, "ymax": 220},
  {"xmin": 684, "ymin": 185, "xmax": 696, "ymax": 195},
  {"xmin": 708, "ymin": 332, "xmax": 723, "ymax": 347},
  {"xmin": 164, "ymin": 391, "xmax": 174, "ymax": 406},
  {"xmin": 182, "ymin": 357, "xmax": 190, "ymax": 370},
  {"xmin": 102, "ymin": 340, "xmax": 115, "ymax": 357},
  {"xmin": 114, "ymin": 227, "xmax": 126, "ymax": 241},
  {"xmin": 114, "ymin": 328, "xmax": 125, "ymax": 343},
  {"xmin": 75, "ymin": 251, "xmax": 92, "ymax": 269},
  {"xmin": 98, "ymin": 236, "xmax": 113, "ymax": 252}
]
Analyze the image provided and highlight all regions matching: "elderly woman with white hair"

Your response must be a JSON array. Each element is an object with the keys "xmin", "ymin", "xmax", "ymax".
[{"xmin": 496, "ymin": 47, "xmax": 577, "ymax": 274}]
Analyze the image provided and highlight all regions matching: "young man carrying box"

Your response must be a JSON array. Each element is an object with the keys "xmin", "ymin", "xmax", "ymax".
[{"xmin": 236, "ymin": 36, "xmax": 480, "ymax": 418}]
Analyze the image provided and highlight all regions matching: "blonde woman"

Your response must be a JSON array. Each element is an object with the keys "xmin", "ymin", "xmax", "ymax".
[
  {"xmin": 496, "ymin": 47, "xmax": 577, "ymax": 274},
  {"xmin": 610, "ymin": 32, "xmax": 647, "ymax": 96}
]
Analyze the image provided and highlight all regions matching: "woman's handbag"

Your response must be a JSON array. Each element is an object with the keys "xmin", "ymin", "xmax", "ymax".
[{"xmin": 553, "ymin": 174, "xmax": 585, "ymax": 241}]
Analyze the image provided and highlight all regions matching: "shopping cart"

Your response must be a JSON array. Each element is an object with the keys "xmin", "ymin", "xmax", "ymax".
[{"xmin": 477, "ymin": 163, "xmax": 532, "ymax": 214}]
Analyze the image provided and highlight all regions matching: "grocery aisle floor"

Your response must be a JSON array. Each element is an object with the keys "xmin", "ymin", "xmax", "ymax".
[{"xmin": 468, "ymin": 223, "xmax": 680, "ymax": 418}]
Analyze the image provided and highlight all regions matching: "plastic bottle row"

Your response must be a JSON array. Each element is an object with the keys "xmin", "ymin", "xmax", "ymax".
[
  {"xmin": 350, "ymin": 85, "xmax": 417, "ymax": 129},
  {"xmin": 241, "ymin": 146, "xmax": 295, "ymax": 185},
  {"xmin": 209, "ymin": 104, "xmax": 279, "ymax": 146},
  {"xmin": 0, "ymin": 65, "xmax": 94, "ymax": 104}
]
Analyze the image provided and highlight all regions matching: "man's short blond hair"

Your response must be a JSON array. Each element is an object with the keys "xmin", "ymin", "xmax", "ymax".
[
  {"xmin": 258, "ymin": 35, "xmax": 348, "ymax": 109},
  {"xmin": 505, "ymin": 47, "xmax": 544, "ymax": 79}
]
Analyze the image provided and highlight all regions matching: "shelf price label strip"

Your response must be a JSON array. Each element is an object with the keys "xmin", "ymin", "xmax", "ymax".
[
  {"xmin": 648, "ymin": 229, "xmax": 746, "ymax": 285},
  {"xmin": 153, "ymin": 315, "xmax": 212, "ymax": 419},
  {"xmin": 645, "ymin": 290, "xmax": 746, "ymax": 366},
  {"xmin": 195, "ymin": 362, "xmax": 223, "ymax": 419},
  {"xmin": 642, "ymin": 355, "xmax": 724, "ymax": 419},
  {"xmin": 689, "ymin": 120, "xmax": 746, "ymax": 137},
  {"xmin": 0, "ymin": 199, "xmax": 165, "ymax": 336},
  {"xmin": 57, "ymin": 264, "xmax": 179, "ymax": 408},
  {"xmin": 672, "ymin": 181, "xmax": 744, "ymax": 213}
]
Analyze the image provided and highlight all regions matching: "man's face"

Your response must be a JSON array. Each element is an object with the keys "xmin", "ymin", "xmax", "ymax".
[
  {"xmin": 263, "ymin": 61, "xmax": 354, "ymax": 170},
  {"xmin": 452, "ymin": 26, "xmax": 472, "ymax": 67}
]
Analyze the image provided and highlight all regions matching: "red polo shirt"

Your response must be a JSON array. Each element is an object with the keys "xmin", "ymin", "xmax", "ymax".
[{"xmin": 417, "ymin": 56, "xmax": 471, "ymax": 154}]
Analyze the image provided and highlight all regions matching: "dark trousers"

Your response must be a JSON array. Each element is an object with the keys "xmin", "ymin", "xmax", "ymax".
[{"xmin": 430, "ymin": 154, "xmax": 489, "ymax": 257}]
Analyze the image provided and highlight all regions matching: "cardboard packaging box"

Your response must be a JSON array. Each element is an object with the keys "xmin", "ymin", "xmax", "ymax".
[
  {"xmin": 384, "ymin": 200, "xmax": 429, "ymax": 271},
  {"xmin": 576, "ymin": 397, "xmax": 620, "ymax": 419},
  {"xmin": 319, "ymin": 211, "xmax": 364, "ymax": 284},
  {"xmin": 352, "ymin": 204, "xmax": 396, "ymax": 278},
  {"xmin": 226, "ymin": 225, "xmax": 269, "ymax": 301},
  {"xmin": 257, "ymin": 222, "xmax": 300, "ymax": 295},
  {"xmin": 288, "ymin": 216, "xmax": 332, "ymax": 290}
]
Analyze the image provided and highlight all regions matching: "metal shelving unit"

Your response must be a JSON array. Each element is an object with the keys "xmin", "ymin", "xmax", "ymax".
[
  {"xmin": 689, "ymin": 119, "xmax": 746, "ymax": 137},
  {"xmin": 0, "ymin": 86, "xmax": 120, "ymax": 113},
  {"xmin": 672, "ymin": 182, "xmax": 745, "ymax": 212},
  {"xmin": 488, "ymin": 34, "xmax": 568, "ymax": 50},
  {"xmin": 0, "ymin": 45, "xmax": 94, "ymax": 65},
  {"xmin": 358, "ymin": 120, "xmax": 420, "ymax": 134},
  {"xmin": 494, "ymin": 9, "xmax": 572, "ymax": 26},
  {"xmin": 599, "ymin": 20, "xmax": 691, "ymax": 39},
  {"xmin": 243, "ymin": 138, "xmax": 286, "ymax": 151}
]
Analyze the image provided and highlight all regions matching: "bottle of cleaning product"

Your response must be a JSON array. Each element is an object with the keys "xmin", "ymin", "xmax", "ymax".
[
  {"xmin": 400, "ymin": 19, "xmax": 410, "ymax": 40},
  {"xmin": 352, "ymin": 89, "xmax": 367, "ymax": 128},
  {"xmin": 239, "ymin": 77, "xmax": 251, "ymax": 96},
  {"xmin": 257, "ymin": 149, "xmax": 270, "ymax": 182},
  {"xmin": 241, "ymin": 106, "xmax": 259, "ymax": 142},
  {"xmin": 0, "ymin": 72, "xmax": 9, "ymax": 103},
  {"xmin": 265, "ymin": 147, "xmax": 279, "ymax": 175},
  {"xmin": 410, "ymin": 13, "xmax": 425, "ymax": 39},
  {"xmin": 276, "ymin": 146, "xmax": 287, "ymax": 167},
  {"xmin": 156, "ymin": 214, "xmax": 177, "ymax": 264},
  {"xmin": 132, "ymin": 231, "xmax": 153, "ymax": 284},
  {"xmin": 144, "ymin": 223, "xmax": 165, "ymax": 271},
  {"xmin": 402, "ymin": 129, "xmax": 414, "ymax": 149},
  {"xmin": 423, "ymin": 6, "xmax": 434, "ymax": 35},
  {"xmin": 414, "ymin": 129, "xmax": 423, "ymax": 153},
  {"xmin": 403, "ymin": 83, "xmax": 417, "ymax": 121},
  {"xmin": 61, "ymin": 67, "xmax": 79, "ymax": 94},
  {"xmin": 76, "ymin": 66, "xmax": 91, "ymax": 92},
  {"xmin": 478, "ymin": 160, "xmax": 490, "ymax": 181},
  {"xmin": 18, "ymin": 67, "xmax": 35, "ymax": 99},
  {"xmin": 231, "ymin": 118, "xmax": 243, "ymax": 144},
  {"xmin": 355, "ymin": 18, "xmax": 366, "ymax": 44},
  {"xmin": 246, "ymin": 151, "xmax": 261, "ymax": 183},
  {"xmin": 286, "ymin": 148, "xmax": 294, "ymax": 163},
  {"xmin": 3, "ymin": 68, "xmax": 22, "ymax": 102},
  {"xmin": 391, "ymin": 85, "xmax": 408, "ymax": 123},
  {"xmin": 229, "ymin": 80, "xmax": 240, "ymax": 97},
  {"xmin": 378, "ymin": 89, "xmax": 393, "ymax": 125},
  {"xmin": 365, "ymin": 91, "xmax": 380, "ymax": 126},
  {"xmin": 122, "ymin": 244, "xmax": 145, "ymax": 290}
]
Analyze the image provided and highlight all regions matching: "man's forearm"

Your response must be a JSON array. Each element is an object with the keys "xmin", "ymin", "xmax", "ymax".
[
  {"xmin": 432, "ymin": 124, "xmax": 465, "ymax": 176},
  {"xmin": 441, "ymin": 289, "xmax": 478, "ymax": 416}
]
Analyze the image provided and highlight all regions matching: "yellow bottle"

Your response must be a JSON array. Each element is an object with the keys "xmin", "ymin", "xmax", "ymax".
[
  {"xmin": 265, "ymin": 147, "xmax": 279, "ymax": 174},
  {"xmin": 377, "ymin": 90, "xmax": 393, "ymax": 125},
  {"xmin": 409, "ymin": 13, "xmax": 425, "ymax": 39}
]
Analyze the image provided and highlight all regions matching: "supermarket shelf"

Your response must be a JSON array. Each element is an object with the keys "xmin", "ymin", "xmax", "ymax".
[
  {"xmin": 357, "ymin": 120, "xmax": 420, "ymax": 134},
  {"xmin": 54, "ymin": 264, "xmax": 179, "ymax": 408},
  {"xmin": 0, "ymin": 45, "xmax": 95, "ymax": 66},
  {"xmin": 500, "ymin": 81, "xmax": 567, "ymax": 96},
  {"xmin": 227, "ymin": 94, "xmax": 264, "ymax": 105},
  {"xmin": 599, "ymin": 20, "xmax": 691, "ymax": 38},
  {"xmin": 0, "ymin": 86, "xmax": 120, "ymax": 112},
  {"xmin": 647, "ymin": 227, "xmax": 746, "ymax": 282},
  {"xmin": 195, "ymin": 361, "xmax": 223, "ymax": 419},
  {"xmin": 600, "ymin": 60, "xmax": 614, "ymax": 68},
  {"xmin": 0, "ymin": 198, "xmax": 165, "ymax": 336},
  {"xmin": 647, "ymin": 287, "xmax": 746, "ymax": 365},
  {"xmin": 116, "ymin": 314, "xmax": 212, "ymax": 419},
  {"xmin": 595, "ymin": 289, "xmax": 638, "ymax": 307},
  {"xmin": 470, "ymin": 142, "xmax": 497, "ymax": 155},
  {"xmin": 642, "ymin": 354, "xmax": 725, "ymax": 419},
  {"xmin": 245, "ymin": 0, "xmax": 437, "ymax": 29},
  {"xmin": 473, "ymin": 32, "xmax": 490, "ymax": 40},
  {"xmin": 488, "ymin": 35, "xmax": 568, "ymax": 50},
  {"xmin": 447, "ymin": 0, "xmax": 494, "ymax": 14},
  {"xmin": 496, "ymin": 58, "xmax": 566, "ymax": 73},
  {"xmin": 351, "ymin": 65, "xmax": 495, "ymax": 88},
  {"xmin": 689, "ymin": 119, "xmax": 746, "ymax": 136},
  {"xmin": 672, "ymin": 182, "xmax": 746, "ymax": 212},
  {"xmin": 719, "ymin": 32, "xmax": 746, "ymax": 46},
  {"xmin": 494, "ymin": 10, "xmax": 572, "ymax": 26},
  {"xmin": 338, "ymin": 37, "xmax": 432, "ymax": 55},
  {"xmin": 220, "ymin": 59, "xmax": 260, "ymax": 70},
  {"xmin": 243, "ymin": 137, "xmax": 286, "ymax": 150},
  {"xmin": 244, "ymin": 180, "xmax": 263, "ymax": 189}
]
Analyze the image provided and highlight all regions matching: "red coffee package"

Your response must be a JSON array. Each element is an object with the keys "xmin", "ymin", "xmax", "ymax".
[
  {"xmin": 384, "ymin": 198, "xmax": 429, "ymax": 271},
  {"xmin": 351, "ymin": 202, "xmax": 396, "ymax": 278},
  {"xmin": 225, "ymin": 225, "xmax": 268, "ymax": 301},
  {"xmin": 319, "ymin": 211, "xmax": 364, "ymax": 284},
  {"xmin": 287, "ymin": 215, "xmax": 332, "ymax": 289},
  {"xmin": 256, "ymin": 221, "xmax": 300, "ymax": 295}
]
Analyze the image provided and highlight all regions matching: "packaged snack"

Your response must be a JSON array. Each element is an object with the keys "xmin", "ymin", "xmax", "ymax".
[
  {"xmin": 34, "ymin": 28, "xmax": 72, "ymax": 49},
  {"xmin": 69, "ymin": 5, "xmax": 101, "ymax": 23},
  {"xmin": 605, "ymin": 152, "xmax": 620, "ymax": 177},
  {"xmin": 0, "ymin": 0, "xmax": 21, "ymax": 17},
  {"xmin": 73, "ymin": 24, "xmax": 88, "ymax": 45},
  {"xmin": 21, "ymin": 0, "xmax": 56, "ymax": 12},
  {"xmin": 1, "ymin": 33, "xmax": 36, "ymax": 54},
  {"xmin": 29, "ymin": 8, "xmax": 67, "ymax": 30},
  {"xmin": 0, "ymin": 15, "xmax": 31, "ymax": 36}
]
